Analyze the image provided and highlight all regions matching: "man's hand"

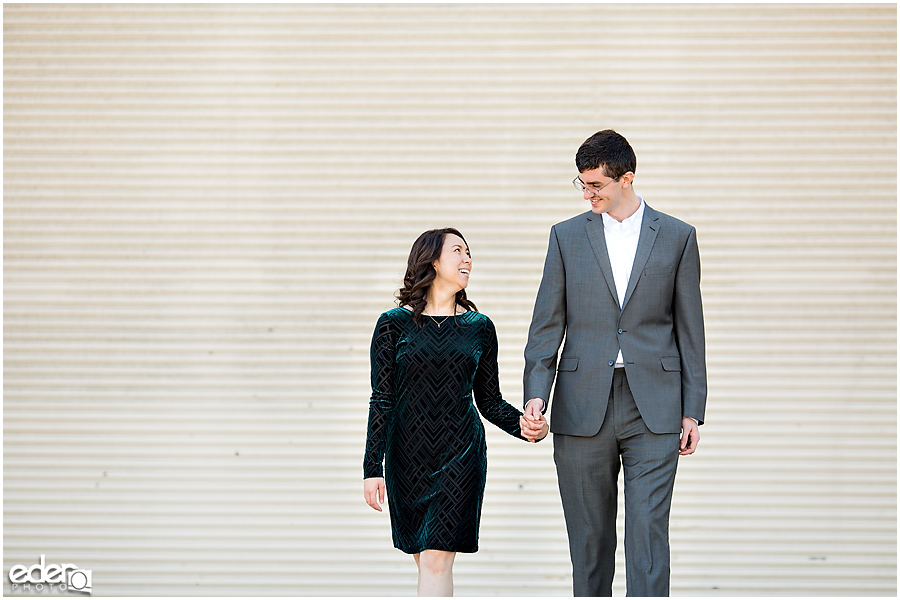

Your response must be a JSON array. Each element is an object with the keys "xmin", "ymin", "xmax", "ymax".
[
  {"xmin": 364, "ymin": 477, "xmax": 386, "ymax": 511},
  {"xmin": 519, "ymin": 412, "xmax": 549, "ymax": 443},
  {"xmin": 520, "ymin": 398, "xmax": 548, "ymax": 443},
  {"xmin": 679, "ymin": 418, "xmax": 699, "ymax": 456},
  {"xmin": 524, "ymin": 398, "xmax": 544, "ymax": 421}
]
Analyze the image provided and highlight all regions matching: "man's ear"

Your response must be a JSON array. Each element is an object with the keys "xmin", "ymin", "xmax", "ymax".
[{"xmin": 621, "ymin": 171, "xmax": 635, "ymax": 186}]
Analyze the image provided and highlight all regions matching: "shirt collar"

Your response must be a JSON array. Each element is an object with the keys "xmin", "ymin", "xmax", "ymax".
[{"xmin": 602, "ymin": 197, "xmax": 644, "ymax": 233}]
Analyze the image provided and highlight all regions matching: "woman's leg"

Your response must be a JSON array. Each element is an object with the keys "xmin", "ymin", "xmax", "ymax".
[{"xmin": 415, "ymin": 550, "xmax": 456, "ymax": 596}]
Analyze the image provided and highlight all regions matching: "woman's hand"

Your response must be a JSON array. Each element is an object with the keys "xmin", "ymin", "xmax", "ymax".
[
  {"xmin": 364, "ymin": 477, "xmax": 386, "ymax": 512},
  {"xmin": 520, "ymin": 413, "xmax": 549, "ymax": 443}
]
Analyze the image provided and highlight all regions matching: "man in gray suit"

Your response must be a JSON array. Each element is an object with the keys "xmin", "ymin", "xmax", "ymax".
[{"xmin": 522, "ymin": 130, "xmax": 707, "ymax": 596}]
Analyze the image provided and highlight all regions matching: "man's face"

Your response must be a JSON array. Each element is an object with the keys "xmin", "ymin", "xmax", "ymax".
[{"xmin": 577, "ymin": 166, "xmax": 627, "ymax": 216}]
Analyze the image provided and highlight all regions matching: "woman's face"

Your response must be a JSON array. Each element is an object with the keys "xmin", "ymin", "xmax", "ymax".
[{"xmin": 432, "ymin": 234, "xmax": 472, "ymax": 291}]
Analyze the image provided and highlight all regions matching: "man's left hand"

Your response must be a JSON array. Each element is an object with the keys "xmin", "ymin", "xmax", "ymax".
[{"xmin": 679, "ymin": 418, "xmax": 699, "ymax": 455}]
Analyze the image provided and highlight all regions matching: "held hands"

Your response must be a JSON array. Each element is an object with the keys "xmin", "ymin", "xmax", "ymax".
[
  {"xmin": 520, "ymin": 398, "xmax": 549, "ymax": 443},
  {"xmin": 364, "ymin": 477, "xmax": 386, "ymax": 512}
]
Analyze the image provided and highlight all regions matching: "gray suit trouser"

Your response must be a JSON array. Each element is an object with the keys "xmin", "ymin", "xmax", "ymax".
[{"xmin": 553, "ymin": 368, "xmax": 679, "ymax": 597}]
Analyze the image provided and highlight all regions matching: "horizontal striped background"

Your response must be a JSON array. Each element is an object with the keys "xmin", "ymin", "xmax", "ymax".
[{"xmin": 4, "ymin": 3, "xmax": 896, "ymax": 596}]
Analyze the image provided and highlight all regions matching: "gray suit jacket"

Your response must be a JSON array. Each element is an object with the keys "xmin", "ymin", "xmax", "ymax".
[{"xmin": 523, "ymin": 204, "xmax": 707, "ymax": 435}]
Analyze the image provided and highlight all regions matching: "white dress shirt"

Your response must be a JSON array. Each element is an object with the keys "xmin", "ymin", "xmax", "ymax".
[{"xmin": 602, "ymin": 198, "xmax": 644, "ymax": 367}]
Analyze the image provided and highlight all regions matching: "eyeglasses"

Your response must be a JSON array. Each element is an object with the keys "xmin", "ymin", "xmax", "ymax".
[{"xmin": 573, "ymin": 176, "xmax": 618, "ymax": 196}]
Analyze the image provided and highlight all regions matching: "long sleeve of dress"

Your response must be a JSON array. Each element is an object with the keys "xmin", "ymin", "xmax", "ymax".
[
  {"xmin": 364, "ymin": 312, "xmax": 395, "ymax": 478},
  {"xmin": 473, "ymin": 318, "xmax": 527, "ymax": 441}
]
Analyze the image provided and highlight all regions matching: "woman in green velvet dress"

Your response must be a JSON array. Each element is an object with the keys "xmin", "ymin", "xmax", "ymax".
[{"xmin": 363, "ymin": 228, "xmax": 548, "ymax": 596}]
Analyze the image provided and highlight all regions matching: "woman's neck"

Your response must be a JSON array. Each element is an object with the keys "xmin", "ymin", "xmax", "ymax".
[{"xmin": 425, "ymin": 286, "xmax": 459, "ymax": 315}]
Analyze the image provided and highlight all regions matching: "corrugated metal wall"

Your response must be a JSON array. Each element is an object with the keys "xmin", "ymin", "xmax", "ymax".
[{"xmin": 4, "ymin": 3, "xmax": 896, "ymax": 596}]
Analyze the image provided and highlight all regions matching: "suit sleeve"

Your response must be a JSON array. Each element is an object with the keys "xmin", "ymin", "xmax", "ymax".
[
  {"xmin": 673, "ymin": 227, "xmax": 708, "ymax": 425},
  {"xmin": 523, "ymin": 226, "xmax": 567, "ymax": 411},
  {"xmin": 363, "ymin": 313, "xmax": 395, "ymax": 478},
  {"xmin": 473, "ymin": 318, "xmax": 527, "ymax": 440}
]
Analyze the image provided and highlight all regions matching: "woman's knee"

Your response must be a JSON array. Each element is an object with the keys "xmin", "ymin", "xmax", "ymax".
[{"xmin": 418, "ymin": 550, "xmax": 455, "ymax": 575}]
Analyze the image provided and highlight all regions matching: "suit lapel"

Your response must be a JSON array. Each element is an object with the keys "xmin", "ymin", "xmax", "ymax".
[
  {"xmin": 621, "ymin": 204, "xmax": 661, "ymax": 310},
  {"xmin": 584, "ymin": 214, "xmax": 619, "ymax": 306}
]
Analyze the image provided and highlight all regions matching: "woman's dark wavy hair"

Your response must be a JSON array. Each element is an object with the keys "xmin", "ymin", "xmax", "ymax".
[{"xmin": 396, "ymin": 228, "xmax": 478, "ymax": 327}]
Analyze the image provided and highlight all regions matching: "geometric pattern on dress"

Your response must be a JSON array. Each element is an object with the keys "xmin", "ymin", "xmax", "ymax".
[{"xmin": 364, "ymin": 308, "xmax": 526, "ymax": 554}]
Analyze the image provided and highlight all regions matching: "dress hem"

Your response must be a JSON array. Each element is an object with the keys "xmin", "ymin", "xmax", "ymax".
[{"xmin": 395, "ymin": 544, "xmax": 478, "ymax": 555}]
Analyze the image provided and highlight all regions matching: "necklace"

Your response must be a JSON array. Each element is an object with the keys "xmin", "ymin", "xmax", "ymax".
[
  {"xmin": 424, "ymin": 300, "xmax": 458, "ymax": 328},
  {"xmin": 427, "ymin": 314, "xmax": 450, "ymax": 328}
]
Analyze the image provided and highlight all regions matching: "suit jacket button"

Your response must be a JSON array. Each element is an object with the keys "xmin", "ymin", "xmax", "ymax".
[
  {"xmin": 618, "ymin": 328, "xmax": 624, "ymax": 334},
  {"xmin": 608, "ymin": 360, "xmax": 615, "ymax": 367}
]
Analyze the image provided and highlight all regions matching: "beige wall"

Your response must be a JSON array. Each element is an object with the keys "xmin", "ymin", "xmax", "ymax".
[{"xmin": 4, "ymin": 3, "xmax": 896, "ymax": 596}]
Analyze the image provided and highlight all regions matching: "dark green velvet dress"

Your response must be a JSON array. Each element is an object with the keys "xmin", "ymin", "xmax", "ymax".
[{"xmin": 364, "ymin": 307, "xmax": 526, "ymax": 554}]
